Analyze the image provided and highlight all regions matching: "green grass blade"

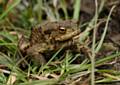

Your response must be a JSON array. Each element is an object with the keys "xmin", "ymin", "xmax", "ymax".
[
  {"xmin": 38, "ymin": 47, "xmax": 64, "ymax": 74},
  {"xmin": 60, "ymin": 0, "xmax": 68, "ymax": 19},
  {"xmin": 96, "ymin": 52, "xmax": 120, "ymax": 66},
  {"xmin": 19, "ymin": 79, "xmax": 57, "ymax": 85},
  {"xmin": 0, "ymin": 0, "xmax": 21, "ymax": 20},
  {"xmin": 95, "ymin": 5, "xmax": 116, "ymax": 53},
  {"xmin": 73, "ymin": 0, "xmax": 81, "ymax": 20}
]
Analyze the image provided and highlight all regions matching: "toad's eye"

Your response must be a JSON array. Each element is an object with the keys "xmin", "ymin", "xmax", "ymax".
[{"xmin": 59, "ymin": 27, "xmax": 66, "ymax": 33}]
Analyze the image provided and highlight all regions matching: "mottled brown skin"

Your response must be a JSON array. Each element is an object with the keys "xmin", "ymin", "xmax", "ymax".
[{"xmin": 18, "ymin": 20, "xmax": 81, "ymax": 65}]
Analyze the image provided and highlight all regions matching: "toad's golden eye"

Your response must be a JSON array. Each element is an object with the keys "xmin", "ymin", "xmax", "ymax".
[{"xmin": 59, "ymin": 27, "xmax": 66, "ymax": 33}]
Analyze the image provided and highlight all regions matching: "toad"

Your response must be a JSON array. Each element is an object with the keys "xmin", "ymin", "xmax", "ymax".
[{"xmin": 18, "ymin": 20, "xmax": 81, "ymax": 65}]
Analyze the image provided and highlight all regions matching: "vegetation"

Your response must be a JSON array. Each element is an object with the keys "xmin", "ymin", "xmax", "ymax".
[{"xmin": 0, "ymin": 0, "xmax": 120, "ymax": 85}]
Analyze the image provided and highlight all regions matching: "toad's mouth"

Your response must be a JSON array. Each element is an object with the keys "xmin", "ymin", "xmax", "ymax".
[{"xmin": 55, "ymin": 29, "xmax": 81, "ymax": 41}]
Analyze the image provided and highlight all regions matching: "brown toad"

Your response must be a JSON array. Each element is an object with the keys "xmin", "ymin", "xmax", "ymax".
[{"xmin": 18, "ymin": 20, "xmax": 81, "ymax": 65}]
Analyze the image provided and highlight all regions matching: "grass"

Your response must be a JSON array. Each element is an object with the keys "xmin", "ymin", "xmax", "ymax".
[
  {"xmin": 73, "ymin": 0, "xmax": 81, "ymax": 20},
  {"xmin": 0, "ymin": 0, "xmax": 119, "ymax": 85},
  {"xmin": 0, "ymin": 0, "xmax": 21, "ymax": 20}
]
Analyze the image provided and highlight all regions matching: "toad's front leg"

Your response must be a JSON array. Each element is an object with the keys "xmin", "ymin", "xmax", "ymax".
[
  {"xmin": 26, "ymin": 43, "xmax": 55, "ymax": 65},
  {"xmin": 26, "ymin": 44, "xmax": 48, "ymax": 65}
]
